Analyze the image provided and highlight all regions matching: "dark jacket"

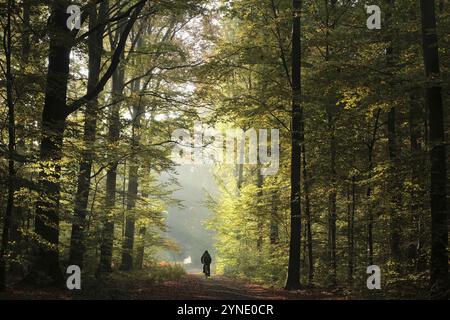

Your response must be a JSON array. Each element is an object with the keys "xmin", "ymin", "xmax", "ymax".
[{"xmin": 201, "ymin": 251, "xmax": 212, "ymax": 264}]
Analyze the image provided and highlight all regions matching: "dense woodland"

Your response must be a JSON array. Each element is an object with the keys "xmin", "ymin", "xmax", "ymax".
[{"xmin": 0, "ymin": 0, "xmax": 448, "ymax": 300}]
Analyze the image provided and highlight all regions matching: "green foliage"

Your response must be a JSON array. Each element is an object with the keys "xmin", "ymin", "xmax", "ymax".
[
  {"xmin": 72, "ymin": 264, "xmax": 186, "ymax": 299},
  {"xmin": 198, "ymin": 0, "xmax": 449, "ymax": 298}
]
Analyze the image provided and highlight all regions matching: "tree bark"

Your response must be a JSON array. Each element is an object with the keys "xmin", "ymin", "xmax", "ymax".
[
  {"xmin": 385, "ymin": 0, "xmax": 401, "ymax": 265},
  {"xmin": 31, "ymin": 0, "xmax": 73, "ymax": 284},
  {"xmin": 121, "ymin": 78, "xmax": 143, "ymax": 271},
  {"xmin": 69, "ymin": 1, "xmax": 108, "ymax": 269},
  {"xmin": 419, "ymin": 0, "xmax": 448, "ymax": 300},
  {"xmin": 8, "ymin": 0, "xmax": 31, "ymax": 277},
  {"xmin": 285, "ymin": 0, "xmax": 302, "ymax": 291},
  {"xmin": 324, "ymin": 0, "xmax": 338, "ymax": 288},
  {"xmin": 269, "ymin": 189, "xmax": 279, "ymax": 244},
  {"xmin": 98, "ymin": 62, "xmax": 125, "ymax": 273},
  {"xmin": 300, "ymin": 110, "xmax": 313, "ymax": 286},
  {"xmin": 327, "ymin": 108, "xmax": 337, "ymax": 287},
  {"xmin": 367, "ymin": 109, "xmax": 381, "ymax": 266},
  {"xmin": 387, "ymin": 106, "xmax": 402, "ymax": 262},
  {"xmin": 135, "ymin": 226, "xmax": 146, "ymax": 269},
  {"xmin": 408, "ymin": 88, "xmax": 426, "ymax": 271},
  {"xmin": 256, "ymin": 170, "xmax": 264, "ymax": 251},
  {"xmin": 0, "ymin": 0, "xmax": 15, "ymax": 290},
  {"xmin": 21, "ymin": 0, "xmax": 30, "ymax": 63},
  {"xmin": 237, "ymin": 164, "xmax": 244, "ymax": 192},
  {"xmin": 347, "ymin": 176, "xmax": 356, "ymax": 286}
]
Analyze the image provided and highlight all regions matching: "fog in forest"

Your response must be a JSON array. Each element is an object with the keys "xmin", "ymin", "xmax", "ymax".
[{"xmin": 158, "ymin": 164, "xmax": 218, "ymax": 272}]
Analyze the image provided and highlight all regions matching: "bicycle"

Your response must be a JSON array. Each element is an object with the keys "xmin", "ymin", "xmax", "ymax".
[{"xmin": 203, "ymin": 264, "xmax": 210, "ymax": 279}]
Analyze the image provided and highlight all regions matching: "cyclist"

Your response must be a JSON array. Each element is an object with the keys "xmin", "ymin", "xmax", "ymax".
[{"xmin": 201, "ymin": 250, "xmax": 212, "ymax": 278}]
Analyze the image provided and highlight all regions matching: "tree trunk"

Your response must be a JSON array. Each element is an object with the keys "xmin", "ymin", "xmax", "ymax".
[
  {"xmin": 256, "ymin": 170, "xmax": 264, "ymax": 251},
  {"xmin": 324, "ymin": 0, "xmax": 338, "ymax": 288},
  {"xmin": 69, "ymin": 1, "xmax": 108, "ymax": 269},
  {"xmin": 21, "ymin": 0, "xmax": 30, "ymax": 63},
  {"xmin": 236, "ymin": 127, "xmax": 247, "ymax": 193},
  {"xmin": 300, "ymin": 110, "xmax": 313, "ymax": 286},
  {"xmin": 135, "ymin": 226, "xmax": 146, "ymax": 269},
  {"xmin": 31, "ymin": 1, "xmax": 74, "ymax": 285},
  {"xmin": 385, "ymin": 0, "xmax": 401, "ymax": 265},
  {"xmin": 347, "ymin": 176, "xmax": 356, "ymax": 286},
  {"xmin": 237, "ymin": 164, "xmax": 244, "ymax": 192},
  {"xmin": 367, "ymin": 109, "xmax": 381, "ymax": 266},
  {"xmin": 285, "ymin": 0, "xmax": 302, "ymax": 291},
  {"xmin": 8, "ymin": 0, "xmax": 32, "ymax": 277},
  {"xmin": 98, "ymin": 62, "xmax": 125, "ymax": 273},
  {"xmin": 327, "ymin": 109, "xmax": 337, "ymax": 287},
  {"xmin": 387, "ymin": 106, "xmax": 402, "ymax": 263},
  {"xmin": 269, "ymin": 189, "xmax": 279, "ymax": 244},
  {"xmin": 419, "ymin": 0, "xmax": 448, "ymax": 300},
  {"xmin": 0, "ymin": 0, "xmax": 15, "ymax": 290},
  {"xmin": 408, "ymin": 88, "xmax": 426, "ymax": 271},
  {"xmin": 121, "ymin": 78, "xmax": 143, "ymax": 271},
  {"xmin": 366, "ymin": 171, "xmax": 374, "ymax": 266}
]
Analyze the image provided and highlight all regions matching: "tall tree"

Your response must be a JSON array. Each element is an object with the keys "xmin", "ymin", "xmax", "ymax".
[
  {"xmin": 301, "ymin": 109, "xmax": 313, "ymax": 286},
  {"xmin": 408, "ymin": 88, "xmax": 426, "ymax": 271},
  {"xmin": 367, "ymin": 109, "xmax": 381, "ymax": 266},
  {"xmin": 98, "ymin": 59, "xmax": 125, "ymax": 273},
  {"xmin": 69, "ymin": 1, "xmax": 108, "ymax": 268},
  {"xmin": 0, "ymin": 0, "xmax": 15, "ymax": 290},
  {"xmin": 285, "ymin": 0, "xmax": 302, "ymax": 290},
  {"xmin": 385, "ymin": 0, "xmax": 401, "ymax": 265},
  {"xmin": 120, "ymin": 76, "xmax": 143, "ymax": 271},
  {"xmin": 347, "ymin": 176, "xmax": 356, "ymax": 286},
  {"xmin": 419, "ymin": 0, "xmax": 448, "ymax": 300},
  {"xmin": 328, "ymin": 0, "xmax": 339, "ymax": 288}
]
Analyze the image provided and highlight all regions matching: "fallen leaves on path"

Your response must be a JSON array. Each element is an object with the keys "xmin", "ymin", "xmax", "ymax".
[
  {"xmin": 125, "ymin": 274, "xmax": 347, "ymax": 300},
  {"xmin": 0, "ymin": 273, "xmax": 347, "ymax": 300}
]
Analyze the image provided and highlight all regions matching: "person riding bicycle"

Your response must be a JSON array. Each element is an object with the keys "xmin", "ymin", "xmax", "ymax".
[{"xmin": 201, "ymin": 250, "xmax": 212, "ymax": 278}]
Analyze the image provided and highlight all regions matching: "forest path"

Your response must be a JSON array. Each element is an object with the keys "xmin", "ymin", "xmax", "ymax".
[
  {"xmin": 0, "ymin": 273, "xmax": 346, "ymax": 300},
  {"xmin": 128, "ymin": 273, "xmax": 346, "ymax": 300}
]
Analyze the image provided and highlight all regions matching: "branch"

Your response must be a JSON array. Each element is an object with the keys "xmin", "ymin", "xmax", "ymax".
[
  {"xmin": 368, "ymin": 108, "xmax": 382, "ymax": 152},
  {"xmin": 65, "ymin": 0, "xmax": 148, "ymax": 116},
  {"xmin": 74, "ymin": 0, "xmax": 144, "ymax": 43}
]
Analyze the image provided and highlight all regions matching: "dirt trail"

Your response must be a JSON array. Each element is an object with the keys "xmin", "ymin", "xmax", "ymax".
[
  {"xmin": 128, "ymin": 274, "xmax": 345, "ymax": 300},
  {"xmin": 0, "ymin": 273, "xmax": 346, "ymax": 300}
]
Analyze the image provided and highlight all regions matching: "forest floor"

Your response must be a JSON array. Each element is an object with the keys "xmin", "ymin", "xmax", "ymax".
[
  {"xmin": 120, "ymin": 274, "xmax": 348, "ymax": 300},
  {"xmin": 0, "ymin": 273, "xmax": 347, "ymax": 300}
]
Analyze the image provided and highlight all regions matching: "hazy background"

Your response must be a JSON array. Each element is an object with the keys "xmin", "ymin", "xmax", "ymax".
[{"xmin": 158, "ymin": 164, "xmax": 218, "ymax": 272}]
